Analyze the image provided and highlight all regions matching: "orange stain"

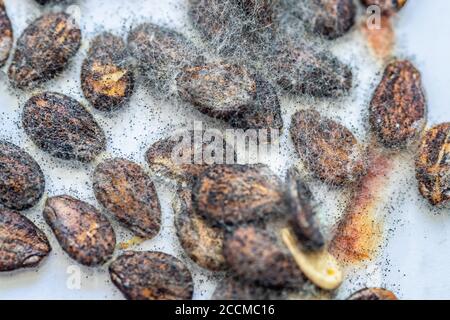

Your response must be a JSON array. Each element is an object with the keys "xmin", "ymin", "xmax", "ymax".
[
  {"xmin": 362, "ymin": 15, "xmax": 395, "ymax": 62},
  {"xmin": 330, "ymin": 151, "xmax": 394, "ymax": 264}
]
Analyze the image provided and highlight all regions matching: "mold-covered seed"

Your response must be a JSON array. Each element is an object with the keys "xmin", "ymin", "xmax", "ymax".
[
  {"xmin": 0, "ymin": 141, "xmax": 45, "ymax": 211},
  {"xmin": 189, "ymin": 0, "xmax": 277, "ymax": 59},
  {"xmin": 290, "ymin": 110, "xmax": 366, "ymax": 185},
  {"xmin": 146, "ymin": 130, "xmax": 235, "ymax": 184},
  {"xmin": 127, "ymin": 23, "xmax": 201, "ymax": 91},
  {"xmin": 193, "ymin": 164, "xmax": 284, "ymax": 225},
  {"xmin": 223, "ymin": 226, "xmax": 304, "ymax": 288},
  {"xmin": 35, "ymin": 0, "xmax": 68, "ymax": 4},
  {"xmin": 228, "ymin": 75, "xmax": 283, "ymax": 131},
  {"xmin": 109, "ymin": 251, "xmax": 194, "ymax": 300},
  {"xmin": 292, "ymin": 0, "xmax": 356, "ymax": 40},
  {"xmin": 173, "ymin": 187, "xmax": 226, "ymax": 271},
  {"xmin": 176, "ymin": 62, "xmax": 257, "ymax": 120},
  {"xmin": 361, "ymin": 0, "xmax": 407, "ymax": 16},
  {"xmin": 43, "ymin": 195, "xmax": 116, "ymax": 266},
  {"xmin": 0, "ymin": 209, "xmax": 51, "ymax": 272},
  {"xmin": 347, "ymin": 287, "xmax": 398, "ymax": 300},
  {"xmin": 212, "ymin": 277, "xmax": 287, "ymax": 300},
  {"xmin": 416, "ymin": 123, "xmax": 450, "ymax": 206},
  {"xmin": 285, "ymin": 168, "xmax": 324, "ymax": 251},
  {"xmin": 8, "ymin": 12, "xmax": 81, "ymax": 89},
  {"xmin": 22, "ymin": 92, "xmax": 106, "ymax": 163},
  {"xmin": 235, "ymin": 0, "xmax": 278, "ymax": 27},
  {"xmin": 93, "ymin": 158, "xmax": 161, "ymax": 239},
  {"xmin": 0, "ymin": 0, "xmax": 12, "ymax": 67},
  {"xmin": 268, "ymin": 40, "xmax": 353, "ymax": 97},
  {"xmin": 189, "ymin": 0, "xmax": 264, "ymax": 58},
  {"xmin": 369, "ymin": 60, "xmax": 426, "ymax": 148},
  {"xmin": 81, "ymin": 33, "xmax": 134, "ymax": 112},
  {"xmin": 176, "ymin": 63, "xmax": 282, "ymax": 130}
]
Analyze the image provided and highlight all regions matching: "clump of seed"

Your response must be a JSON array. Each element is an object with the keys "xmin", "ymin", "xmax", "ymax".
[
  {"xmin": 285, "ymin": 168, "xmax": 324, "ymax": 251},
  {"xmin": 416, "ymin": 123, "xmax": 450, "ymax": 206},
  {"xmin": 0, "ymin": 141, "xmax": 45, "ymax": 211},
  {"xmin": 43, "ymin": 195, "xmax": 116, "ymax": 266},
  {"xmin": 361, "ymin": 0, "xmax": 407, "ymax": 16},
  {"xmin": 223, "ymin": 225, "xmax": 305, "ymax": 288},
  {"xmin": 81, "ymin": 32, "xmax": 134, "ymax": 112},
  {"xmin": 93, "ymin": 158, "xmax": 161, "ymax": 239},
  {"xmin": 212, "ymin": 276, "xmax": 287, "ymax": 300},
  {"xmin": 22, "ymin": 92, "xmax": 106, "ymax": 163},
  {"xmin": 267, "ymin": 39, "xmax": 353, "ymax": 97},
  {"xmin": 192, "ymin": 164, "xmax": 284, "ymax": 226},
  {"xmin": 347, "ymin": 287, "xmax": 398, "ymax": 300},
  {"xmin": 369, "ymin": 60, "xmax": 426, "ymax": 149},
  {"xmin": 8, "ymin": 12, "xmax": 81, "ymax": 89},
  {"xmin": 146, "ymin": 130, "xmax": 236, "ymax": 184},
  {"xmin": 290, "ymin": 0, "xmax": 356, "ymax": 40},
  {"xmin": 127, "ymin": 23, "xmax": 202, "ymax": 93},
  {"xmin": 0, "ymin": 0, "xmax": 12, "ymax": 67},
  {"xmin": 109, "ymin": 251, "xmax": 194, "ymax": 300},
  {"xmin": 173, "ymin": 187, "xmax": 226, "ymax": 271},
  {"xmin": 290, "ymin": 109, "xmax": 366, "ymax": 186},
  {"xmin": 0, "ymin": 209, "xmax": 51, "ymax": 272}
]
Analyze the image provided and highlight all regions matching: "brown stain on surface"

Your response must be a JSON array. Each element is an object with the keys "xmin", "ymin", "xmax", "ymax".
[{"xmin": 330, "ymin": 150, "xmax": 394, "ymax": 264}]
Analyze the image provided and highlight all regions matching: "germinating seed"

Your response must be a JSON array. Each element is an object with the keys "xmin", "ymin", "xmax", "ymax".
[
  {"xmin": 285, "ymin": 168, "xmax": 324, "ymax": 251},
  {"xmin": 22, "ymin": 92, "xmax": 106, "ymax": 163},
  {"xmin": 347, "ymin": 287, "xmax": 398, "ymax": 300},
  {"xmin": 8, "ymin": 12, "xmax": 81, "ymax": 89},
  {"xmin": 192, "ymin": 164, "xmax": 285, "ymax": 226},
  {"xmin": 43, "ymin": 195, "xmax": 116, "ymax": 266},
  {"xmin": 369, "ymin": 60, "xmax": 426, "ymax": 149},
  {"xmin": 93, "ymin": 158, "xmax": 161, "ymax": 239},
  {"xmin": 109, "ymin": 251, "xmax": 194, "ymax": 300},
  {"xmin": 223, "ymin": 225, "xmax": 305, "ymax": 288},
  {"xmin": 0, "ymin": 141, "xmax": 45, "ymax": 211},
  {"xmin": 173, "ymin": 187, "xmax": 226, "ymax": 271},
  {"xmin": 416, "ymin": 123, "xmax": 450, "ymax": 206},
  {"xmin": 81, "ymin": 33, "xmax": 134, "ymax": 112},
  {"xmin": 290, "ymin": 109, "xmax": 366, "ymax": 186},
  {"xmin": 0, "ymin": 209, "xmax": 51, "ymax": 272},
  {"xmin": 0, "ymin": 0, "xmax": 12, "ymax": 67}
]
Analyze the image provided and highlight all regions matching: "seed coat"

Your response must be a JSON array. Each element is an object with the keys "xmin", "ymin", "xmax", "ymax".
[
  {"xmin": 22, "ymin": 92, "xmax": 106, "ymax": 163},
  {"xmin": 43, "ymin": 195, "xmax": 116, "ymax": 266},
  {"xmin": 0, "ymin": 141, "xmax": 45, "ymax": 211},
  {"xmin": 93, "ymin": 158, "xmax": 161, "ymax": 239}
]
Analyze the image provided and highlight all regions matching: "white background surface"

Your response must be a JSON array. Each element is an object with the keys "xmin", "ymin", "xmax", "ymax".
[{"xmin": 0, "ymin": 0, "xmax": 449, "ymax": 300}]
